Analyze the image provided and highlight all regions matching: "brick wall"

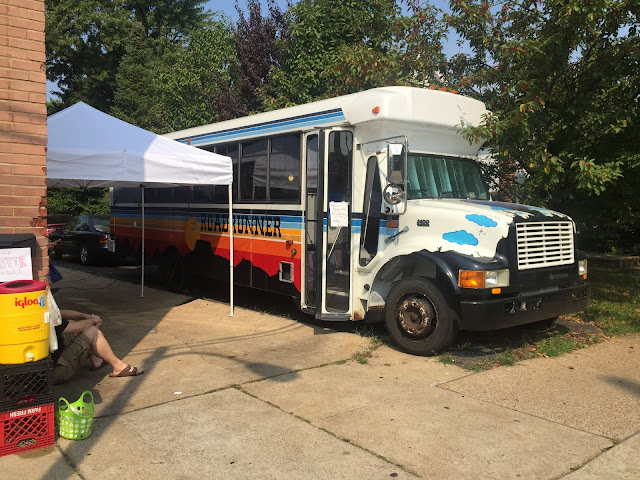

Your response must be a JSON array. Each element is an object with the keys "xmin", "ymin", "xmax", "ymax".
[{"xmin": 0, "ymin": 0, "xmax": 48, "ymax": 281}]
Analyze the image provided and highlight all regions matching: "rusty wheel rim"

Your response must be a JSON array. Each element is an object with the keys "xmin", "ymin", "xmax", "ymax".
[{"xmin": 397, "ymin": 296, "xmax": 437, "ymax": 338}]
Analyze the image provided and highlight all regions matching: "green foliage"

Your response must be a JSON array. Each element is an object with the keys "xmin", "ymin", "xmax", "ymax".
[
  {"xmin": 47, "ymin": 188, "xmax": 109, "ymax": 215},
  {"xmin": 44, "ymin": 0, "xmax": 640, "ymax": 254},
  {"xmin": 111, "ymin": 18, "xmax": 237, "ymax": 132},
  {"xmin": 261, "ymin": 0, "xmax": 404, "ymax": 108},
  {"xmin": 448, "ymin": 0, "xmax": 640, "ymax": 250},
  {"xmin": 46, "ymin": 0, "xmax": 209, "ymax": 113}
]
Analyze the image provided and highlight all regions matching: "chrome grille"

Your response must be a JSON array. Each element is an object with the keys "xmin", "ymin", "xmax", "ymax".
[{"xmin": 516, "ymin": 222, "xmax": 574, "ymax": 270}]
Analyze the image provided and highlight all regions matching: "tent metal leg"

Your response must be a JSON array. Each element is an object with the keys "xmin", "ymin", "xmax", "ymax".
[
  {"xmin": 140, "ymin": 184, "xmax": 145, "ymax": 298},
  {"xmin": 229, "ymin": 184, "xmax": 234, "ymax": 317}
]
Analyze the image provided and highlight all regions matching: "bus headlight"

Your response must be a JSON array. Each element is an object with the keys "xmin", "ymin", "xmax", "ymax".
[
  {"xmin": 578, "ymin": 259, "xmax": 588, "ymax": 279},
  {"xmin": 459, "ymin": 269, "xmax": 510, "ymax": 289}
]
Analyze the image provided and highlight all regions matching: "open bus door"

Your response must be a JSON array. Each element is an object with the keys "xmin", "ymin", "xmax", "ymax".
[{"xmin": 303, "ymin": 129, "xmax": 353, "ymax": 319}]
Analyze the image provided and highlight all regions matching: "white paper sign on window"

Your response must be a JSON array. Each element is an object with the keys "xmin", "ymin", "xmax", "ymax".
[
  {"xmin": 0, "ymin": 247, "xmax": 33, "ymax": 282},
  {"xmin": 329, "ymin": 201, "xmax": 349, "ymax": 227}
]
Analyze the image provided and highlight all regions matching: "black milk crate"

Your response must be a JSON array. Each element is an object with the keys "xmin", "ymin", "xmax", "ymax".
[{"xmin": 0, "ymin": 357, "xmax": 54, "ymax": 413}]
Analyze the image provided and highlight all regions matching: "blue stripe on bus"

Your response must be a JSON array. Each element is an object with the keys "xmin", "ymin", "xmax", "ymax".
[{"xmin": 179, "ymin": 110, "xmax": 347, "ymax": 146}]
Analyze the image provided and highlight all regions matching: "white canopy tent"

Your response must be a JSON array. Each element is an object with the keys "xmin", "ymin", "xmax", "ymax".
[{"xmin": 47, "ymin": 102, "xmax": 234, "ymax": 314}]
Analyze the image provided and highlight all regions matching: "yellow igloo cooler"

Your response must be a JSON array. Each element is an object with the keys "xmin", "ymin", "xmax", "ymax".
[{"xmin": 0, "ymin": 280, "xmax": 49, "ymax": 364}]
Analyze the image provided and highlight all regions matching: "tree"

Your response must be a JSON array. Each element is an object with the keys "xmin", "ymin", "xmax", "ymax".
[
  {"xmin": 46, "ymin": 0, "xmax": 209, "ymax": 113},
  {"xmin": 233, "ymin": 0, "xmax": 289, "ymax": 115},
  {"xmin": 447, "ymin": 0, "xmax": 640, "ymax": 253},
  {"xmin": 261, "ymin": 0, "xmax": 403, "ymax": 108},
  {"xmin": 111, "ymin": 18, "xmax": 237, "ymax": 132},
  {"xmin": 47, "ymin": 188, "xmax": 109, "ymax": 216}
]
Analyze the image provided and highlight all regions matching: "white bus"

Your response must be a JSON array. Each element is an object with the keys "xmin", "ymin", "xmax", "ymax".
[{"xmin": 110, "ymin": 86, "xmax": 590, "ymax": 355}]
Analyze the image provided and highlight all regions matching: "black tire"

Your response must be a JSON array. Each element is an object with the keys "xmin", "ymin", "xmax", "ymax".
[
  {"xmin": 163, "ymin": 251, "xmax": 186, "ymax": 293},
  {"xmin": 384, "ymin": 278, "xmax": 458, "ymax": 356},
  {"xmin": 50, "ymin": 247, "xmax": 62, "ymax": 260},
  {"xmin": 79, "ymin": 245, "xmax": 92, "ymax": 266}
]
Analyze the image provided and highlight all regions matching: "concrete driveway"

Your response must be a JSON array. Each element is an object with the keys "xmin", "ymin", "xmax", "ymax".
[{"xmin": 1, "ymin": 263, "xmax": 638, "ymax": 479}]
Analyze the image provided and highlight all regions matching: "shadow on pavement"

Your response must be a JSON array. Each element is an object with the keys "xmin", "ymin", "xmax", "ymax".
[{"xmin": 45, "ymin": 260, "xmax": 302, "ymax": 479}]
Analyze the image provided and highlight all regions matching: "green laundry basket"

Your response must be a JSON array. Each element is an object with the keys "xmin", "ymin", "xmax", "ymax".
[{"xmin": 57, "ymin": 391, "xmax": 94, "ymax": 440}]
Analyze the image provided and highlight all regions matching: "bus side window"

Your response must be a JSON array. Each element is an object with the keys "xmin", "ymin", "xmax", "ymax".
[
  {"xmin": 240, "ymin": 139, "xmax": 268, "ymax": 201},
  {"xmin": 360, "ymin": 155, "xmax": 382, "ymax": 266},
  {"xmin": 215, "ymin": 143, "xmax": 238, "ymax": 202},
  {"xmin": 270, "ymin": 134, "xmax": 301, "ymax": 202}
]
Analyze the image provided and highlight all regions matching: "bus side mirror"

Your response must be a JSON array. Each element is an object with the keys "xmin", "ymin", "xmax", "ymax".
[
  {"xmin": 388, "ymin": 143, "xmax": 405, "ymax": 184},
  {"xmin": 384, "ymin": 183, "xmax": 404, "ymax": 205}
]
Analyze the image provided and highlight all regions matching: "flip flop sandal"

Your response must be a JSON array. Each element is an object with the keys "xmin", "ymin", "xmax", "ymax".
[
  {"xmin": 89, "ymin": 360, "xmax": 109, "ymax": 371},
  {"xmin": 109, "ymin": 365, "xmax": 145, "ymax": 377}
]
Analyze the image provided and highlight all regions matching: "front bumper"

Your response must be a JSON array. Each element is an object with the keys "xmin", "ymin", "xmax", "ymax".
[{"xmin": 458, "ymin": 283, "xmax": 591, "ymax": 331}]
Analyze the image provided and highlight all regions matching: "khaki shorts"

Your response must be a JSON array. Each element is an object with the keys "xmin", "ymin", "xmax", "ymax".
[{"xmin": 53, "ymin": 333, "xmax": 93, "ymax": 384}]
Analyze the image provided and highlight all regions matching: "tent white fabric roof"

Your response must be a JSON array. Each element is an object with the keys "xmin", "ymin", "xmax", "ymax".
[
  {"xmin": 46, "ymin": 102, "xmax": 234, "ymax": 312},
  {"xmin": 47, "ymin": 102, "xmax": 232, "ymax": 188}
]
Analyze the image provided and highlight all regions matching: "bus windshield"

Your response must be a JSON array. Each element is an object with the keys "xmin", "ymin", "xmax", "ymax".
[{"xmin": 406, "ymin": 154, "xmax": 490, "ymax": 200}]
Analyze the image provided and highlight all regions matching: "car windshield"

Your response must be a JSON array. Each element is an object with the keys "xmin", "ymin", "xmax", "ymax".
[
  {"xmin": 92, "ymin": 217, "xmax": 110, "ymax": 234},
  {"xmin": 406, "ymin": 154, "xmax": 490, "ymax": 200}
]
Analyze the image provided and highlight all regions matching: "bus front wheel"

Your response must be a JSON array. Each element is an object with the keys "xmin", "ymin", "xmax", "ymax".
[{"xmin": 384, "ymin": 278, "xmax": 458, "ymax": 356}]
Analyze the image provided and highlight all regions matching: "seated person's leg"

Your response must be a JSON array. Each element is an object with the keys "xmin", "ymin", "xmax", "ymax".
[{"xmin": 53, "ymin": 333, "xmax": 93, "ymax": 385}]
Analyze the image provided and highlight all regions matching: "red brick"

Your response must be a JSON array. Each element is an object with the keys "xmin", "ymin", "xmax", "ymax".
[
  {"xmin": 31, "ymin": 256, "xmax": 46, "ymax": 268},
  {"xmin": 8, "ymin": 16, "xmax": 41, "ymax": 31},
  {"xmin": 10, "ymin": 102, "xmax": 45, "ymax": 115},
  {"xmin": 30, "ymin": 92, "xmax": 46, "ymax": 103},
  {"xmin": 0, "ymin": 206, "xmax": 13, "ymax": 215},
  {"xmin": 0, "ymin": 174, "xmax": 43, "ymax": 186},
  {"xmin": 14, "ymin": 207, "xmax": 40, "ymax": 217},
  {"xmin": 1, "ymin": 155, "xmax": 31, "ymax": 166},
  {"xmin": 9, "ymin": 78, "xmax": 38, "ymax": 92},
  {"xmin": 12, "ymin": 122, "xmax": 47, "ymax": 136},
  {"xmin": 0, "ymin": 164, "xmax": 12, "ymax": 174},
  {"xmin": 6, "ymin": 5, "xmax": 29, "ymax": 20},
  {"xmin": 30, "ymin": 113, "xmax": 46, "ymax": 124},
  {"xmin": 27, "ymin": 50, "xmax": 45, "ymax": 63},
  {"xmin": 4, "ymin": 47, "xmax": 31, "ymax": 61},
  {"xmin": 8, "ymin": 58, "xmax": 40, "ymax": 72},
  {"xmin": 29, "ymin": 155, "xmax": 47, "ymax": 168},
  {"xmin": 0, "ymin": 185, "xmax": 13, "ymax": 195},
  {"xmin": 9, "ymin": 0, "xmax": 42, "ymax": 12},
  {"xmin": 26, "ymin": 29, "xmax": 44, "ymax": 43},
  {"xmin": 1, "ymin": 90, "xmax": 30, "ymax": 102},
  {"xmin": 30, "ymin": 155, "xmax": 46, "ymax": 166},
  {"xmin": 0, "ymin": 195, "xmax": 29, "ymax": 206},
  {"xmin": 14, "ymin": 164, "xmax": 44, "ymax": 175},
  {"xmin": 28, "ymin": 9, "xmax": 45, "ymax": 23},
  {"xmin": 11, "ymin": 144, "xmax": 47, "ymax": 155},
  {"xmin": 0, "ymin": 216, "xmax": 31, "ymax": 226},
  {"xmin": 29, "ymin": 72, "xmax": 46, "ymax": 84},
  {"xmin": 4, "ymin": 24, "xmax": 27, "ymax": 39},
  {"xmin": 14, "ymin": 186, "xmax": 45, "ymax": 196},
  {"xmin": 11, "ymin": 143, "xmax": 45, "ymax": 154},
  {"xmin": 8, "ymin": 36, "xmax": 44, "ymax": 53}
]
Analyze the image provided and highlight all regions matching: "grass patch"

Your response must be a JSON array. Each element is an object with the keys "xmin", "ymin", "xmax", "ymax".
[
  {"xmin": 438, "ymin": 353, "xmax": 455, "ymax": 365},
  {"xmin": 582, "ymin": 265, "xmax": 640, "ymax": 337},
  {"xmin": 445, "ymin": 264, "xmax": 638, "ymax": 371},
  {"xmin": 352, "ymin": 328, "xmax": 385, "ymax": 365}
]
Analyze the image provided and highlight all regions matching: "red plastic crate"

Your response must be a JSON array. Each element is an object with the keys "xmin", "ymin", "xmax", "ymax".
[
  {"xmin": 0, "ymin": 357, "xmax": 53, "ymax": 412},
  {"xmin": 0, "ymin": 403, "xmax": 54, "ymax": 457}
]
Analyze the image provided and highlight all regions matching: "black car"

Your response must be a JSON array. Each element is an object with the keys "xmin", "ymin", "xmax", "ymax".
[
  {"xmin": 45, "ymin": 214, "xmax": 72, "ymax": 236},
  {"xmin": 49, "ymin": 215, "xmax": 113, "ymax": 265}
]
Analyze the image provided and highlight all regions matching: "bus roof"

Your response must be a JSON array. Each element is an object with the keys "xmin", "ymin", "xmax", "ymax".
[{"xmin": 165, "ymin": 86, "xmax": 488, "ymax": 147}]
